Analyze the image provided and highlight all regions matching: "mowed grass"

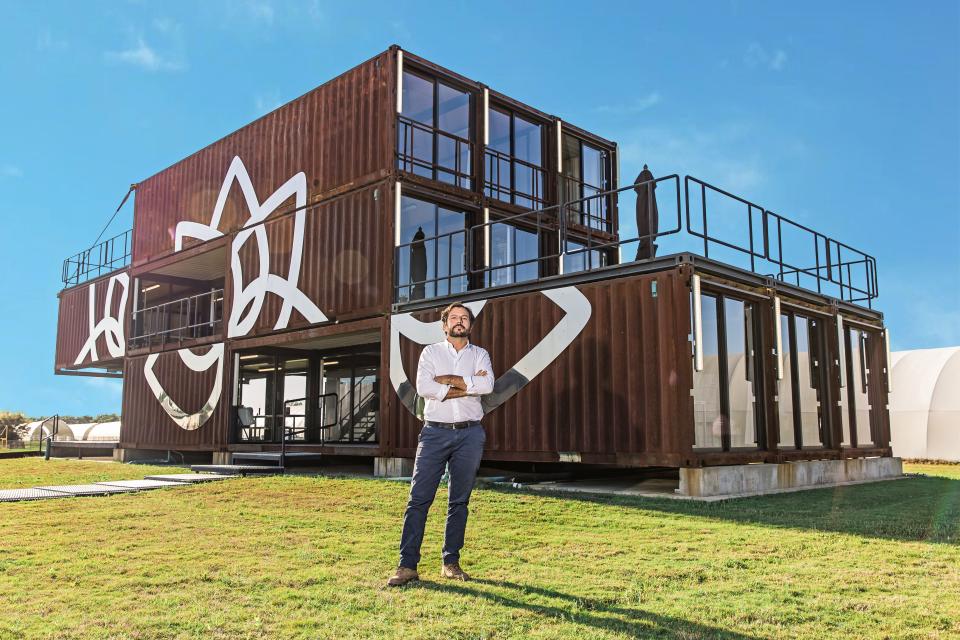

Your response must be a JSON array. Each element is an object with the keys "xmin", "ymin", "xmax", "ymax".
[{"xmin": 0, "ymin": 460, "xmax": 957, "ymax": 639}]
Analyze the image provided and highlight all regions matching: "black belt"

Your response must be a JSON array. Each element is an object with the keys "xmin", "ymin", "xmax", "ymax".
[{"xmin": 426, "ymin": 420, "xmax": 479, "ymax": 430}]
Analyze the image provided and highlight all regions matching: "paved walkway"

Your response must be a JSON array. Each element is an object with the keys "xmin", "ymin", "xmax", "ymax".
[{"xmin": 0, "ymin": 473, "xmax": 237, "ymax": 503}]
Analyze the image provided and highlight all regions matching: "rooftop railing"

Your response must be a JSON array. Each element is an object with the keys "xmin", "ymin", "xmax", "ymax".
[
  {"xmin": 61, "ymin": 229, "xmax": 132, "ymax": 288},
  {"xmin": 394, "ymin": 172, "xmax": 879, "ymax": 307}
]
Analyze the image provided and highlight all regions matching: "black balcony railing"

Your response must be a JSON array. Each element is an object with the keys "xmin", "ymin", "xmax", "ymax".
[
  {"xmin": 483, "ymin": 148, "xmax": 546, "ymax": 209},
  {"xmin": 62, "ymin": 229, "xmax": 132, "ymax": 288},
  {"xmin": 393, "ymin": 172, "xmax": 879, "ymax": 307},
  {"xmin": 129, "ymin": 289, "xmax": 224, "ymax": 350},
  {"xmin": 397, "ymin": 115, "xmax": 473, "ymax": 189}
]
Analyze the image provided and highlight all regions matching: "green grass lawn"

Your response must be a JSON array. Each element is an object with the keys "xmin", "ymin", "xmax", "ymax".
[{"xmin": 0, "ymin": 459, "xmax": 957, "ymax": 639}]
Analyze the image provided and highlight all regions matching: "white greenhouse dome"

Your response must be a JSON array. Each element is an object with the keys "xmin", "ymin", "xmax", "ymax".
[{"xmin": 889, "ymin": 346, "xmax": 960, "ymax": 462}]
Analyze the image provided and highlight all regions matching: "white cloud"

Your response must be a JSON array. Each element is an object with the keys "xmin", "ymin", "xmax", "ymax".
[
  {"xmin": 595, "ymin": 91, "xmax": 662, "ymax": 114},
  {"xmin": 745, "ymin": 43, "xmax": 788, "ymax": 71},
  {"xmin": 105, "ymin": 36, "xmax": 184, "ymax": 72},
  {"xmin": 36, "ymin": 28, "xmax": 68, "ymax": 52},
  {"xmin": 0, "ymin": 164, "xmax": 23, "ymax": 178}
]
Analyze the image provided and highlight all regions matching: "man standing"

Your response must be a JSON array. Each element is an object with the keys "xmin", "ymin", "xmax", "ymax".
[{"xmin": 387, "ymin": 302, "xmax": 495, "ymax": 587}]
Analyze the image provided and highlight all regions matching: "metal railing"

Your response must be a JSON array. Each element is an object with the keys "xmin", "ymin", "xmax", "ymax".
[
  {"xmin": 397, "ymin": 115, "xmax": 473, "ymax": 189},
  {"xmin": 62, "ymin": 229, "xmax": 132, "ymax": 288},
  {"xmin": 40, "ymin": 415, "xmax": 59, "ymax": 460},
  {"xmin": 483, "ymin": 148, "xmax": 546, "ymax": 209},
  {"xmin": 129, "ymin": 288, "xmax": 224, "ymax": 349},
  {"xmin": 392, "ymin": 171, "xmax": 879, "ymax": 307}
]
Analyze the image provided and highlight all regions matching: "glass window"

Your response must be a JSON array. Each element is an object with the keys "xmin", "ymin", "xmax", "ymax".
[
  {"xmin": 488, "ymin": 108, "xmax": 511, "ymax": 154},
  {"xmin": 777, "ymin": 314, "xmax": 796, "ymax": 448},
  {"xmin": 514, "ymin": 116, "xmax": 542, "ymax": 166},
  {"xmin": 561, "ymin": 134, "xmax": 608, "ymax": 230},
  {"xmin": 693, "ymin": 294, "xmax": 723, "ymax": 449},
  {"xmin": 484, "ymin": 108, "xmax": 544, "ymax": 208},
  {"xmin": 398, "ymin": 72, "xmax": 471, "ymax": 189},
  {"xmin": 795, "ymin": 317, "xmax": 822, "ymax": 447},
  {"xmin": 848, "ymin": 328, "xmax": 873, "ymax": 447},
  {"xmin": 778, "ymin": 312, "xmax": 825, "ymax": 449},
  {"xmin": 563, "ymin": 240, "xmax": 607, "ymax": 274},
  {"xmin": 489, "ymin": 223, "xmax": 539, "ymax": 286},
  {"xmin": 401, "ymin": 71, "xmax": 433, "ymax": 125},
  {"xmin": 726, "ymin": 299, "xmax": 758, "ymax": 448},
  {"xmin": 396, "ymin": 196, "xmax": 468, "ymax": 302}
]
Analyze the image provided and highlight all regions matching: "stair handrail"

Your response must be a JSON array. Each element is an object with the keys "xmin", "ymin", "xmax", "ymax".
[{"xmin": 40, "ymin": 415, "xmax": 60, "ymax": 460}]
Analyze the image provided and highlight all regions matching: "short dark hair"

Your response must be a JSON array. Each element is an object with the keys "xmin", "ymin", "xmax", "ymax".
[{"xmin": 440, "ymin": 302, "xmax": 473, "ymax": 325}]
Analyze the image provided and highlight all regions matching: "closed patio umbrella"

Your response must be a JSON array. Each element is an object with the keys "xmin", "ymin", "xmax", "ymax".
[
  {"xmin": 410, "ymin": 226, "xmax": 427, "ymax": 300},
  {"xmin": 634, "ymin": 164, "xmax": 659, "ymax": 260}
]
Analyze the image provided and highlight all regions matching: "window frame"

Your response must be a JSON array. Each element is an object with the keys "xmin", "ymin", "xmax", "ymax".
[
  {"xmin": 483, "ymin": 103, "xmax": 548, "ymax": 209},
  {"xmin": 394, "ymin": 189, "xmax": 480, "ymax": 303},
  {"xmin": 397, "ymin": 68, "xmax": 475, "ymax": 190},
  {"xmin": 776, "ymin": 306, "xmax": 830, "ymax": 450},
  {"xmin": 561, "ymin": 133, "xmax": 612, "ymax": 233},
  {"xmin": 692, "ymin": 289, "xmax": 766, "ymax": 453}
]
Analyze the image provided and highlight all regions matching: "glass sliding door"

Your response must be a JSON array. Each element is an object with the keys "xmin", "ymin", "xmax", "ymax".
[
  {"xmin": 726, "ymin": 299, "xmax": 758, "ymax": 448},
  {"xmin": 317, "ymin": 351, "xmax": 380, "ymax": 444},
  {"xmin": 777, "ymin": 311, "xmax": 827, "ymax": 449},
  {"xmin": 693, "ymin": 295, "xmax": 723, "ymax": 449},
  {"xmin": 692, "ymin": 293, "xmax": 761, "ymax": 451},
  {"xmin": 281, "ymin": 357, "xmax": 309, "ymax": 443},
  {"xmin": 842, "ymin": 326, "xmax": 874, "ymax": 448}
]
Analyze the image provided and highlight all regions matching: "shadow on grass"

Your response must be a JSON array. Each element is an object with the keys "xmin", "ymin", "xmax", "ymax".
[
  {"xmin": 484, "ymin": 474, "xmax": 960, "ymax": 545},
  {"xmin": 413, "ymin": 577, "xmax": 760, "ymax": 639}
]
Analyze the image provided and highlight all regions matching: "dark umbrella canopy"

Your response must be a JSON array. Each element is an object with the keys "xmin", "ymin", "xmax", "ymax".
[
  {"xmin": 410, "ymin": 226, "xmax": 427, "ymax": 300},
  {"xmin": 633, "ymin": 164, "xmax": 659, "ymax": 261}
]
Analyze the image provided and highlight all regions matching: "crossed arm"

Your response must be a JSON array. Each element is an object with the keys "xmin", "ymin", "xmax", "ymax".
[{"xmin": 415, "ymin": 348, "xmax": 495, "ymax": 401}]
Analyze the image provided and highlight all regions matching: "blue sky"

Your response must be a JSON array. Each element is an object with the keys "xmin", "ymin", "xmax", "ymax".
[{"xmin": 0, "ymin": 1, "xmax": 957, "ymax": 417}]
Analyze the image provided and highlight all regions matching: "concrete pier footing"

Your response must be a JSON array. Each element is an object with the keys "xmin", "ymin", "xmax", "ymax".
[
  {"xmin": 678, "ymin": 456, "xmax": 904, "ymax": 498},
  {"xmin": 374, "ymin": 457, "xmax": 414, "ymax": 478}
]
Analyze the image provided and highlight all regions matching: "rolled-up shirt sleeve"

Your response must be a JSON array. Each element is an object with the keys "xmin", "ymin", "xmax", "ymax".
[
  {"xmin": 416, "ymin": 347, "xmax": 451, "ymax": 401},
  {"xmin": 464, "ymin": 348, "xmax": 495, "ymax": 396}
]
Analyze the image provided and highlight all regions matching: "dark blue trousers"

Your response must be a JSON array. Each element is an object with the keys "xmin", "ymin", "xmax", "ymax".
[{"xmin": 398, "ymin": 422, "xmax": 485, "ymax": 569}]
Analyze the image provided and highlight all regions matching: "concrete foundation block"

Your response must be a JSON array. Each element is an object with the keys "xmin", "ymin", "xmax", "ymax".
[
  {"xmin": 114, "ymin": 448, "xmax": 167, "ymax": 463},
  {"xmin": 212, "ymin": 451, "xmax": 233, "ymax": 465},
  {"xmin": 375, "ymin": 457, "xmax": 414, "ymax": 478},
  {"xmin": 679, "ymin": 457, "xmax": 904, "ymax": 499}
]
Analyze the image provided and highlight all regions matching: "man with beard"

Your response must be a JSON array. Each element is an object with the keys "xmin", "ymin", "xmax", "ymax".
[{"xmin": 387, "ymin": 302, "xmax": 495, "ymax": 587}]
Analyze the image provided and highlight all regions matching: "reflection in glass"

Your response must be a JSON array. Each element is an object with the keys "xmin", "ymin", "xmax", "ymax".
[
  {"xmin": 794, "ymin": 316, "xmax": 822, "ymax": 447},
  {"xmin": 282, "ymin": 358, "xmax": 308, "ymax": 441},
  {"xmin": 488, "ymin": 108, "xmax": 511, "ymax": 154},
  {"xmin": 489, "ymin": 223, "xmax": 538, "ymax": 286},
  {"xmin": 563, "ymin": 240, "xmax": 607, "ymax": 274},
  {"xmin": 777, "ymin": 314, "xmax": 796, "ymax": 448},
  {"xmin": 401, "ymin": 71, "xmax": 433, "ymax": 124},
  {"xmin": 725, "ymin": 299, "xmax": 757, "ymax": 448},
  {"xmin": 514, "ymin": 116, "xmax": 542, "ymax": 166},
  {"xmin": 849, "ymin": 328, "xmax": 873, "ymax": 446},
  {"xmin": 693, "ymin": 295, "xmax": 723, "ymax": 449},
  {"xmin": 397, "ymin": 196, "xmax": 467, "ymax": 302}
]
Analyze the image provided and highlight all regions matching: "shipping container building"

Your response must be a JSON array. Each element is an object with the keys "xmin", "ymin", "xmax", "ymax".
[{"xmin": 55, "ymin": 46, "xmax": 891, "ymax": 480}]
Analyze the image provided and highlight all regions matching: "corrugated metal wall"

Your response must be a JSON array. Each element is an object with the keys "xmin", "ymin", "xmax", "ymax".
[
  {"xmin": 231, "ymin": 181, "xmax": 393, "ymax": 338},
  {"xmin": 120, "ymin": 347, "xmax": 230, "ymax": 449},
  {"xmin": 386, "ymin": 269, "xmax": 694, "ymax": 464},
  {"xmin": 132, "ymin": 49, "xmax": 394, "ymax": 266},
  {"xmin": 55, "ymin": 269, "xmax": 130, "ymax": 370}
]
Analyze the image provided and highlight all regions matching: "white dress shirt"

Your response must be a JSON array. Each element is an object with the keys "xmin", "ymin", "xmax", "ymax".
[{"xmin": 415, "ymin": 340, "xmax": 495, "ymax": 423}]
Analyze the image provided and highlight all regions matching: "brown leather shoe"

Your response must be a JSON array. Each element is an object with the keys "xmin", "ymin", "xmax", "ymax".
[
  {"xmin": 386, "ymin": 566, "xmax": 419, "ymax": 587},
  {"xmin": 440, "ymin": 562, "xmax": 471, "ymax": 581}
]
